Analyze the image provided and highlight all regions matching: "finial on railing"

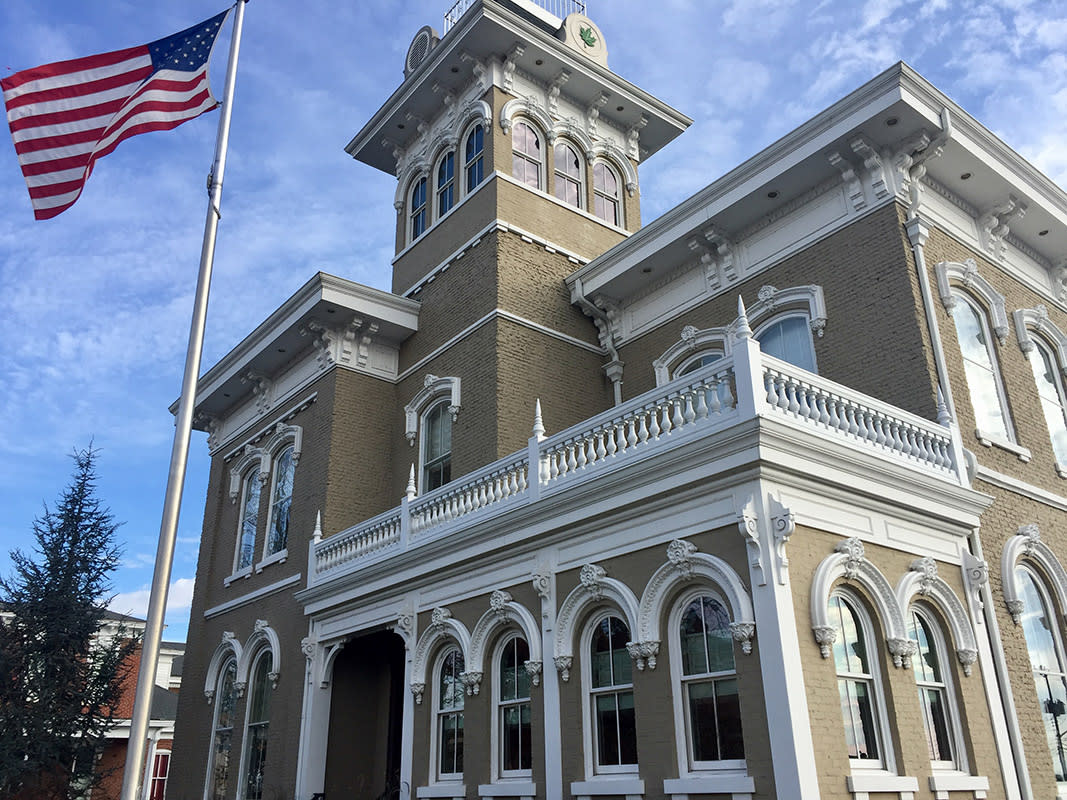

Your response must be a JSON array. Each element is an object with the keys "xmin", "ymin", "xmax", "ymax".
[
  {"xmin": 312, "ymin": 510, "xmax": 322, "ymax": 543},
  {"xmin": 735, "ymin": 295, "xmax": 753, "ymax": 340},
  {"xmin": 406, "ymin": 464, "xmax": 417, "ymax": 500},
  {"xmin": 533, "ymin": 398, "xmax": 545, "ymax": 440},
  {"xmin": 936, "ymin": 387, "xmax": 952, "ymax": 426}
]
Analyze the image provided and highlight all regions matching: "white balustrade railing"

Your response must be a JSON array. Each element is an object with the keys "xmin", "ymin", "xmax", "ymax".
[
  {"xmin": 761, "ymin": 357, "xmax": 956, "ymax": 473},
  {"xmin": 310, "ymin": 336, "xmax": 962, "ymax": 584},
  {"xmin": 444, "ymin": 0, "xmax": 586, "ymax": 31}
]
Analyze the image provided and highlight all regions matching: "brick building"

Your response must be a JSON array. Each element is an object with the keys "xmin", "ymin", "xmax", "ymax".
[{"xmin": 167, "ymin": 2, "xmax": 1067, "ymax": 799}]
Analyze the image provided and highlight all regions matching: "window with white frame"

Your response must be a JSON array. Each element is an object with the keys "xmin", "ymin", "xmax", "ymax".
[
  {"xmin": 593, "ymin": 161, "xmax": 621, "ymax": 226},
  {"xmin": 437, "ymin": 151, "xmax": 456, "ymax": 218},
  {"xmin": 1016, "ymin": 565, "xmax": 1067, "ymax": 782},
  {"xmin": 677, "ymin": 594, "xmax": 744, "ymax": 766},
  {"xmin": 675, "ymin": 352, "xmax": 724, "ymax": 379},
  {"xmin": 422, "ymin": 400, "xmax": 452, "ymax": 492},
  {"xmin": 265, "ymin": 445, "xmax": 294, "ymax": 556},
  {"xmin": 512, "ymin": 121, "xmax": 542, "ymax": 190},
  {"xmin": 553, "ymin": 142, "xmax": 583, "ymax": 208},
  {"xmin": 1027, "ymin": 338, "xmax": 1067, "ymax": 466},
  {"xmin": 756, "ymin": 315, "xmax": 816, "ymax": 373},
  {"xmin": 828, "ymin": 592, "xmax": 888, "ymax": 767},
  {"xmin": 465, "ymin": 124, "xmax": 485, "ymax": 192},
  {"xmin": 950, "ymin": 292, "xmax": 1013, "ymax": 441},
  {"xmin": 588, "ymin": 614, "xmax": 638, "ymax": 772},
  {"xmin": 907, "ymin": 607, "xmax": 959, "ymax": 768},
  {"xmin": 410, "ymin": 176, "xmax": 428, "ymax": 241},
  {"xmin": 242, "ymin": 650, "xmax": 273, "ymax": 800},
  {"xmin": 208, "ymin": 658, "xmax": 238, "ymax": 800},
  {"xmin": 497, "ymin": 634, "xmax": 533, "ymax": 775},
  {"xmin": 436, "ymin": 646, "xmax": 465, "ymax": 779},
  {"xmin": 235, "ymin": 470, "xmax": 260, "ymax": 572},
  {"xmin": 148, "ymin": 750, "xmax": 170, "ymax": 800}
]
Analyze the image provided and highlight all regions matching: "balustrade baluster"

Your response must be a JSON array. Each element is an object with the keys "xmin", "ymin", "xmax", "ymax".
[
  {"xmin": 765, "ymin": 372, "xmax": 778, "ymax": 406},
  {"xmin": 605, "ymin": 425, "xmax": 618, "ymax": 456},
  {"xmin": 596, "ymin": 430, "xmax": 608, "ymax": 459},
  {"xmin": 698, "ymin": 383, "xmax": 712, "ymax": 417},
  {"xmin": 567, "ymin": 442, "xmax": 578, "ymax": 472},
  {"xmin": 626, "ymin": 418, "xmax": 639, "ymax": 448},
  {"xmin": 671, "ymin": 398, "xmax": 685, "ymax": 430},
  {"xmin": 649, "ymin": 407, "xmax": 661, "ymax": 439},
  {"xmin": 634, "ymin": 411, "xmax": 647, "ymax": 443},
  {"xmin": 658, "ymin": 402, "xmax": 672, "ymax": 435},
  {"xmin": 683, "ymin": 391, "xmax": 697, "ymax": 424},
  {"xmin": 575, "ymin": 438, "xmax": 588, "ymax": 468},
  {"xmin": 796, "ymin": 383, "xmax": 812, "ymax": 419},
  {"xmin": 721, "ymin": 377, "xmax": 735, "ymax": 409}
]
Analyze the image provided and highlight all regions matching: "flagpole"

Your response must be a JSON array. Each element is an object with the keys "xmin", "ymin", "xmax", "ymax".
[{"xmin": 120, "ymin": 3, "xmax": 249, "ymax": 799}]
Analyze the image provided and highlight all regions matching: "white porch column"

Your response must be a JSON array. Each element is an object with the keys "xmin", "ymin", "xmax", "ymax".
[
  {"xmin": 398, "ymin": 607, "xmax": 417, "ymax": 800},
  {"xmin": 534, "ymin": 563, "xmax": 563, "ymax": 800},
  {"xmin": 739, "ymin": 487, "xmax": 821, "ymax": 799},
  {"xmin": 295, "ymin": 635, "xmax": 335, "ymax": 800}
]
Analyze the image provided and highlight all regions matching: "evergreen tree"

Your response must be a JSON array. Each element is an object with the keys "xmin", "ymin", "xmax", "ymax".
[{"xmin": 0, "ymin": 447, "xmax": 137, "ymax": 800}]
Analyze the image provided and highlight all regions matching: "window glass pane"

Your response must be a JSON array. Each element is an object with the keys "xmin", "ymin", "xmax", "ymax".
[
  {"xmin": 830, "ymin": 595, "xmax": 868, "ymax": 675},
  {"xmin": 268, "ymin": 447, "xmax": 293, "ymax": 554},
  {"xmin": 757, "ymin": 317, "xmax": 815, "ymax": 372},
  {"xmin": 688, "ymin": 681, "xmax": 718, "ymax": 761},
  {"xmin": 617, "ymin": 690, "xmax": 637, "ymax": 764},
  {"xmin": 423, "ymin": 402, "xmax": 452, "ymax": 492},
  {"xmin": 465, "ymin": 124, "xmax": 485, "ymax": 192},
  {"xmin": 715, "ymin": 678, "xmax": 744, "ymax": 759},
  {"xmin": 952, "ymin": 298, "xmax": 1010, "ymax": 438},
  {"xmin": 1019, "ymin": 568, "xmax": 1064, "ymax": 673},
  {"xmin": 1030, "ymin": 343, "xmax": 1067, "ymax": 464},
  {"xmin": 211, "ymin": 660, "xmax": 238, "ymax": 800},
  {"xmin": 680, "ymin": 601, "xmax": 708, "ymax": 675},
  {"xmin": 438, "ymin": 152, "xmax": 455, "ymax": 216},
  {"xmin": 592, "ymin": 162, "xmax": 620, "ymax": 225},
  {"xmin": 595, "ymin": 693, "xmax": 621, "ymax": 765},
  {"xmin": 838, "ymin": 678, "xmax": 879, "ymax": 760},
  {"xmin": 921, "ymin": 686, "xmax": 953, "ymax": 761},
  {"xmin": 238, "ymin": 474, "xmax": 260, "ymax": 570}
]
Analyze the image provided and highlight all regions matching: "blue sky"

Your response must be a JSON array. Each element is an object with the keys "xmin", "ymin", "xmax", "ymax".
[{"xmin": 1, "ymin": 0, "xmax": 1065, "ymax": 642}]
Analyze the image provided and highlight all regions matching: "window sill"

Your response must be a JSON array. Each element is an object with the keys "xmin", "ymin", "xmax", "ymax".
[
  {"xmin": 846, "ymin": 773, "xmax": 919, "ymax": 800},
  {"xmin": 223, "ymin": 565, "xmax": 252, "ymax": 586},
  {"xmin": 664, "ymin": 774, "xmax": 754, "ymax": 798},
  {"xmin": 478, "ymin": 781, "xmax": 536, "ymax": 799},
  {"xmin": 1056, "ymin": 461, "xmax": 1067, "ymax": 479},
  {"xmin": 928, "ymin": 773, "xmax": 988, "ymax": 799},
  {"xmin": 571, "ymin": 777, "xmax": 644, "ymax": 800},
  {"xmin": 255, "ymin": 548, "xmax": 287, "ymax": 573},
  {"xmin": 416, "ymin": 783, "xmax": 465, "ymax": 800},
  {"xmin": 974, "ymin": 429, "xmax": 1031, "ymax": 462}
]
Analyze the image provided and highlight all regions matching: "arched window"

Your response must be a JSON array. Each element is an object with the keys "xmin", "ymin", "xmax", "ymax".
[
  {"xmin": 756, "ymin": 315, "xmax": 816, "ymax": 373},
  {"xmin": 208, "ymin": 658, "xmax": 238, "ymax": 800},
  {"xmin": 593, "ymin": 161, "xmax": 621, "ymax": 226},
  {"xmin": 908, "ymin": 608, "xmax": 958, "ymax": 767},
  {"xmin": 675, "ymin": 352, "xmax": 723, "ymax": 379},
  {"xmin": 553, "ymin": 142, "xmax": 583, "ymax": 208},
  {"xmin": 828, "ymin": 592, "xmax": 888, "ymax": 767},
  {"xmin": 950, "ymin": 292, "xmax": 1013, "ymax": 441},
  {"xmin": 266, "ymin": 445, "xmax": 294, "ymax": 556},
  {"xmin": 422, "ymin": 400, "xmax": 452, "ymax": 492},
  {"xmin": 242, "ymin": 651, "xmax": 273, "ymax": 800},
  {"xmin": 497, "ymin": 635, "xmax": 532, "ymax": 775},
  {"xmin": 465, "ymin": 124, "xmax": 485, "ymax": 192},
  {"xmin": 410, "ymin": 176, "xmax": 428, "ymax": 241},
  {"xmin": 436, "ymin": 647, "xmax": 465, "ymax": 779},
  {"xmin": 588, "ymin": 615, "xmax": 638, "ymax": 771},
  {"xmin": 1028, "ymin": 339, "xmax": 1067, "ymax": 466},
  {"xmin": 512, "ymin": 121, "xmax": 542, "ymax": 190},
  {"xmin": 437, "ymin": 151, "xmax": 455, "ymax": 218},
  {"xmin": 1016, "ymin": 565, "xmax": 1067, "ymax": 782},
  {"xmin": 678, "ymin": 594, "xmax": 744, "ymax": 766},
  {"xmin": 235, "ymin": 470, "xmax": 260, "ymax": 572}
]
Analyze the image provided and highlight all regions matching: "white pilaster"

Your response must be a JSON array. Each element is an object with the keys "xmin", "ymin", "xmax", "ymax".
[
  {"xmin": 295, "ymin": 636, "xmax": 335, "ymax": 800},
  {"xmin": 535, "ymin": 559, "xmax": 563, "ymax": 800}
]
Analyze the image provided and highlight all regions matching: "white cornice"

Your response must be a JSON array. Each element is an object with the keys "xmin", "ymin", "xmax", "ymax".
[
  {"xmin": 973, "ymin": 464, "xmax": 1067, "ymax": 512},
  {"xmin": 203, "ymin": 573, "xmax": 302, "ymax": 619}
]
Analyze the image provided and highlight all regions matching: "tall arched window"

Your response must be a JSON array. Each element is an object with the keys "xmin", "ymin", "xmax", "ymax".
[
  {"xmin": 498, "ymin": 635, "xmax": 532, "ymax": 775},
  {"xmin": 593, "ymin": 161, "xmax": 621, "ymax": 226},
  {"xmin": 512, "ymin": 121, "xmax": 542, "ymax": 190},
  {"xmin": 422, "ymin": 400, "xmax": 452, "ymax": 492},
  {"xmin": 678, "ymin": 595, "xmax": 744, "ymax": 765},
  {"xmin": 437, "ymin": 647, "xmax": 465, "ymax": 779},
  {"xmin": 266, "ymin": 445, "xmax": 294, "ymax": 556},
  {"xmin": 208, "ymin": 658, "xmax": 238, "ymax": 800},
  {"xmin": 1017, "ymin": 565, "xmax": 1067, "ymax": 782},
  {"xmin": 1028, "ymin": 339, "xmax": 1067, "ymax": 466},
  {"xmin": 410, "ymin": 176, "xmax": 428, "ymax": 241},
  {"xmin": 757, "ymin": 315, "xmax": 816, "ymax": 373},
  {"xmin": 588, "ymin": 615, "xmax": 637, "ymax": 771},
  {"xmin": 951, "ymin": 293, "xmax": 1012, "ymax": 441},
  {"xmin": 828, "ymin": 592, "xmax": 887, "ymax": 766},
  {"xmin": 465, "ymin": 124, "xmax": 485, "ymax": 192},
  {"xmin": 553, "ymin": 142, "xmax": 582, "ymax": 208},
  {"xmin": 908, "ymin": 609, "xmax": 957, "ymax": 766},
  {"xmin": 242, "ymin": 651, "xmax": 273, "ymax": 800},
  {"xmin": 235, "ymin": 471, "xmax": 260, "ymax": 572},
  {"xmin": 437, "ymin": 151, "xmax": 455, "ymax": 218}
]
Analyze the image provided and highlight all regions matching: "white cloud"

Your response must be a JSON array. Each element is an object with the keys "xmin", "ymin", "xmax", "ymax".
[{"xmin": 109, "ymin": 578, "xmax": 196, "ymax": 636}]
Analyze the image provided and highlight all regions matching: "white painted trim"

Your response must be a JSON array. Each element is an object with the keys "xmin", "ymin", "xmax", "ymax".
[
  {"xmin": 927, "ymin": 773, "xmax": 989, "ymax": 800},
  {"xmin": 203, "ymin": 635, "xmax": 241, "ymax": 702},
  {"xmin": 846, "ymin": 773, "xmax": 919, "ymax": 794},
  {"xmin": 495, "ymin": 172, "xmax": 631, "ymax": 236},
  {"xmin": 224, "ymin": 564, "xmax": 253, "ymax": 587},
  {"xmin": 410, "ymin": 610, "xmax": 473, "ymax": 701},
  {"xmin": 228, "ymin": 447, "xmax": 266, "ymax": 502},
  {"xmin": 1014, "ymin": 306, "xmax": 1067, "ymax": 363},
  {"xmin": 217, "ymin": 394, "xmax": 317, "ymax": 460},
  {"xmin": 973, "ymin": 428, "xmax": 1031, "ymax": 462},
  {"xmin": 255, "ymin": 548, "xmax": 288, "ymax": 574},
  {"xmin": 906, "ymin": 606, "xmax": 969, "ymax": 772},
  {"xmin": 936, "ymin": 260, "xmax": 1010, "ymax": 344},
  {"xmin": 974, "ymin": 464, "xmax": 1067, "ymax": 510},
  {"xmin": 555, "ymin": 567, "xmax": 640, "ymax": 672},
  {"xmin": 416, "ymin": 783, "xmax": 466, "ymax": 799},
  {"xmin": 238, "ymin": 621, "xmax": 282, "ymax": 690},
  {"xmin": 663, "ymin": 775, "xmax": 754, "ymax": 797},
  {"xmin": 570, "ymin": 778, "xmax": 644, "ymax": 797},
  {"xmin": 468, "ymin": 594, "xmax": 542, "ymax": 687},
  {"xmin": 478, "ymin": 782, "xmax": 537, "ymax": 799},
  {"xmin": 204, "ymin": 573, "xmax": 302, "ymax": 619},
  {"xmin": 1001, "ymin": 524, "xmax": 1067, "ymax": 625},
  {"xmin": 488, "ymin": 632, "xmax": 535, "ymax": 783},
  {"xmin": 895, "ymin": 560, "xmax": 979, "ymax": 677}
]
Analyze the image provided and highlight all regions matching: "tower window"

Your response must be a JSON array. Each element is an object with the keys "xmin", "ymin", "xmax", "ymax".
[
  {"xmin": 465, "ymin": 124, "xmax": 484, "ymax": 192},
  {"xmin": 950, "ymin": 292, "xmax": 1013, "ymax": 441},
  {"xmin": 410, "ymin": 176, "xmax": 428, "ymax": 241},
  {"xmin": 512, "ymin": 121, "xmax": 542, "ymax": 190},
  {"xmin": 422, "ymin": 400, "xmax": 452, "ymax": 492},
  {"xmin": 553, "ymin": 142, "xmax": 583, "ymax": 208},
  {"xmin": 437, "ymin": 152, "xmax": 455, "ymax": 218},
  {"xmin": 1028, "ymin": 339, "xmax": 1067, "ymax": 465},
  {"xmin": 593, "ymin": 161, "xmax": 621, "ymax": 226}
]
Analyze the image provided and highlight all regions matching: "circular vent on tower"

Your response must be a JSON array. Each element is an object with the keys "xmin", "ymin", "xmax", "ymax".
[{"xmin": 405, "ymin": 26, "xmax": 440, "ymax": 78}]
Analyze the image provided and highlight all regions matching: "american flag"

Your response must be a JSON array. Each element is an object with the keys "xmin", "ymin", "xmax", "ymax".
[{"xmin": 2, "ymin": 10, "xmax": 230, "ymax": 220}]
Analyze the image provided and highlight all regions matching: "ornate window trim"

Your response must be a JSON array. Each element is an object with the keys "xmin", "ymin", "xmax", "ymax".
[
  {"xmin": 499, "ymin": 97, "xmax": 553, "ymax": 136},
  {"xmin": 461, "ymin": 119, "xmax": 487, "ymax": 195},
  {"xmin": 580, "ymin": 611, "xmax": 639, "ymax": 777},
  {"xmin": 1014, "ymin": 306, "xmax": 1067, "ymax": 364},
  {"xmin": 432, "ymin": 644, "xmax": 467, "ymax": 783},
  {"xmin": 906, "ymin": 605, "xmax": 967, "ymax": 771},
  {"xmin": 1001, "ymin": 523, "xmax": 1067, "ymax": 625},
  {"xmin": 467, "ymin": 590, "xmax": 543, "ymax": 697},
  {"xmin": 204, "ymin": 632, "xmax": 243, "ymax": 703},
  {"xmin": 894, "ymin": 558, "xmax": 979, "ymax": 677},
  {"xmin": 1015, "ymin": 307, "xmax": 1067, "ymax": 473},
  {"xmin": 810, "ymin": 538, "xmax": 911, "ymax": 667},
  {"xmin": 261, "ymin": 433, "xmax": 298, "ymax": 567},
  {"xmin": 552, "ymin": 139, "xmax": 585, "ymax": 210},
  {"xmin": 653, "ymin": 327, "xmax": 730, "ymax": 385},
  {"xmin": 228, "ymin": 446, "xmax": 266, "ymax": 503},
  {"xmin": 590, "ymin": 145, "xmax": 637, "ymax": 197},
  {"xmin": 637, "ymin": 540, "xmax": 756, "ymax": 665},
  {"xmin": 238, "ymin": 620, "xmax": 282, "ymax": 691},
  {"xmin": 554, "ymin": 563, "xmax": 640, "ymax": 681},
  {"xmin": 394, "ymin": 156, "xmax": 431, "ymax": 213},
  {"xmin": 510, "ymin": 118, "xmax": 546, "ymax": 191},
  {"xmin": 410, "ymin": 607, "xmax": 473, "ymax": 705},
  {"xmin": 405, "ymin": 375, "xmax": 461, "ymax": 445},
  {"xmin": 936, "ymin": 259, "xmax": 1009, "ymax": 344}
]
